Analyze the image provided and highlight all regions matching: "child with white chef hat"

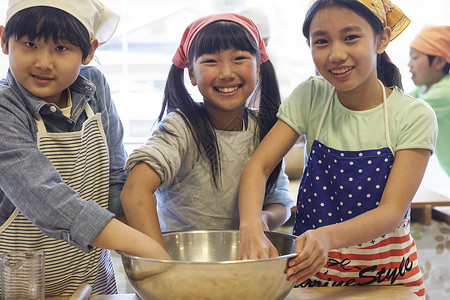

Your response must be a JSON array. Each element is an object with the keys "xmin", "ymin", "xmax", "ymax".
[{"xmin": 0, "ymin": 0, "xmax": 170, "ymax": 296}]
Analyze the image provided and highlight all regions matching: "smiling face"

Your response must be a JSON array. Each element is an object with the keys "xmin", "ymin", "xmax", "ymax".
[
  {"xmin": 188, "ymin": 48, "xmax": 259, "ymax": 125},
  {"xmin": 308, "ymin": 6, "xmax": 386, "ymax": 95},
  {"xmin": 1, "ymin": 32, "xmax": 96, "ymax": 107}
]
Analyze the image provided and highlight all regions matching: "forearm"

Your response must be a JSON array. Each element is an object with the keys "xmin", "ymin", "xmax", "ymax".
[
  {"xmin": 122, "ymin": 194, "xmax": 165, "ymax": 248},
  {"xmin": 261, "ymin": 163, "xmax": 295, "ymax": 231},
  {"xmin": 238, "ymin": 161, "xmax": 269, "ymax": 234},
  {"xmin": 262, "ymin": 203, "xmax": 291, "ymax": 231},
  {"xmin": 239, "ymin": 120, "xmax": 299, "ymax": 234},
  {"xmin": 121, "ymin": 162, "xmax": 165, "ymax": 248},
  {"xmin": 91, "ymin": 218, "xmax": 171, "ymax": 260},
  {"xmin": 318, "ymin": 204, "xmax": 407, "ymax": 250},
  {"xmin": 237, "ymin": 166, "xmax": 279, "ymax": 260},
  {"xmin": 237, "ymin": 160, "xmax": 289, "ymax": 260}
]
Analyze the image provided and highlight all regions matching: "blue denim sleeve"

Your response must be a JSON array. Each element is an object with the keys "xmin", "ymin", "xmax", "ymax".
[{"xmin": 106, "ymin": 97, "xmax": 128, "ymax": 216}]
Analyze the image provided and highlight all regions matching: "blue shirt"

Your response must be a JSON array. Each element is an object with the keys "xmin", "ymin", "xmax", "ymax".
[{"xmin": 0, "ymin": 66, "xmax": 128, "ymax": 251}]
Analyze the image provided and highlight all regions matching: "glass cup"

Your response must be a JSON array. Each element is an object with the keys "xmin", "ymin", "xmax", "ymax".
[{"xmin": 0, "ymin": 251, "xmax": 45, "ymax": 300}]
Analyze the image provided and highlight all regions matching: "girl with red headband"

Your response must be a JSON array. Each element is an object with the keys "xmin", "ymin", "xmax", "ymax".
[
  {"xmin": 121, "ymin": 13, "xmax": 294, "ymax": 249},
  {"xmin": 237, "ymin": 0, "xmax": 437, "ymax": 298}
]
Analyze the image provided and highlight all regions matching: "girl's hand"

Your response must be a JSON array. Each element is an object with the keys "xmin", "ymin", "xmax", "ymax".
[
  {"xmin": 286, "ymin": 229, "xmax": 330, "ymax": 283},
  {"xmin": 237, "ymin": 229, "xmax": 279, "ymax": 260}
]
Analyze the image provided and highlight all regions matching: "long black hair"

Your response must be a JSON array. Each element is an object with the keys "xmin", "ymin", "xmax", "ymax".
[
  {"xmin": 160, "ymin": 20, "xmax": 282, "ymax": 192},
  {"xmin": 302, "ymin": 0, "xmax": 404, "ymax": 90},
  {"xmin": 4, "ymin": 6, "xmax": 92, "ymax": 60}
]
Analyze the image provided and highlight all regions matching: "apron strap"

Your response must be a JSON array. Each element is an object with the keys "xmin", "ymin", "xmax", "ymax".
[
  {"xmin": 380, "ymin": 81, "xmax": 392, "ymax": 151},
  {"xmin": 315, "ymin": 86, "xmax": 335, "ymax": 141},
  {"xmin": 36, "ymin": 116, "xmax": 47, "ymax": 133},
  {"xmin": 315, "ymin": 80, "xmax": 392, "ymax": 152},
  {"xmin": 84, "ymin": 102, "xmax": 95, "ymax": 118}
]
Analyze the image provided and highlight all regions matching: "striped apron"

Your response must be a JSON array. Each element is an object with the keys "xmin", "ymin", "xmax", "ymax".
[
  {"xmin": 0, "ymin": 104, "xmax": 117, "ymax": 296},
  {"xmin": 293, "ymin": 81, "xmax": 425, "ymax": 298}
]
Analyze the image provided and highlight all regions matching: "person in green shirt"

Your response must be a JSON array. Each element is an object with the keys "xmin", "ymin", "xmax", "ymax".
[{"xmin": 409, "ymin": 25, "xmax": 450, "ymax": 176}]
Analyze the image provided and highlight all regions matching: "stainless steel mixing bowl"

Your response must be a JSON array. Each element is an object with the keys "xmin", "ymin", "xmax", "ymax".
[{"xmin": 118, "ymin": 230, "xmax": 297, "ymax": 300}]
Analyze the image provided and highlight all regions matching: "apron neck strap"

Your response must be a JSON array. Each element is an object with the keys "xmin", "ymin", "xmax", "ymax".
[
  {"xmin": 380, "ymin": 81, "xmax": 392, "ymax": 150},
  {"xmin": 315, "ymin": 80, "xmax": 392, "ymax": 151},
  {"xmin": 315, "ymin": 86, "xmax": 335, "ymax": 141},
  {"xmin": 84, "ymin": 102, "xmax": 95, "ymax": 118}
]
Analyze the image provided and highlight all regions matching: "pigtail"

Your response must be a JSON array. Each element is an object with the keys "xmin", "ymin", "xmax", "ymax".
[
  {"xmin": 257, "ymin": 60, "xmax": 283, "ymax": 193},
  {"xmin": 377, "ymin": 52, "xmax": 403, "ymax": 90},
  {"xmin": 158, "ymin": 65, "xmax": 186, "ymax": 119},
  {"xmin": 159, "ymin": 65, "xmax": 221, "ymax": 187}
]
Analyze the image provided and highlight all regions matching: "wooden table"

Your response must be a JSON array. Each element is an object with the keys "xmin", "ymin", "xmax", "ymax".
[
  {"xmin": 411, "ymin": 185, "xmax": 450, "ymax": 225},
  {"xmin": 286, "ymin": 285, "xmax": 419, "ymax": 299},
  {"xmin": 48, "ymin": 285, "xmax": 419, "ymax": 300}
]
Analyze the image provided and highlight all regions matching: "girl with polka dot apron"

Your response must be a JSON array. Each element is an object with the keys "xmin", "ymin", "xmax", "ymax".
[
  {"xmin": 293, "ymin": 81, "xmax": 424, "ymax": 295},
  {"xmin": 237, "ymin": 1, "xmax": 436, "ymax": 298}
]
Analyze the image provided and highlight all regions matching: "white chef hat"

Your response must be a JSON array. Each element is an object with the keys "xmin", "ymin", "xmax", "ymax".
[{"xmin": 5, "ymin": 0, "xmax": 120, "ymax": 45}]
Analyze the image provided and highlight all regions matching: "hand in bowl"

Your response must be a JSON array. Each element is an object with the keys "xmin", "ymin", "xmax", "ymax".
[{"xmin": 237, "ymin": 228, "xmax": 279, "ymax": 260}]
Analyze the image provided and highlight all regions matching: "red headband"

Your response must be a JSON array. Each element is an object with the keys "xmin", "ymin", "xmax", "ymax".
[{"xmin": 172, "ymin": 13, "xmax": 269, "ymax": 69}]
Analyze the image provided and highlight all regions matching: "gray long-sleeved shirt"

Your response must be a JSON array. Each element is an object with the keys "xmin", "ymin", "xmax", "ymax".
[{"xmin": 126, "ymin": 110, "xmax": 295, "ymax": 232}]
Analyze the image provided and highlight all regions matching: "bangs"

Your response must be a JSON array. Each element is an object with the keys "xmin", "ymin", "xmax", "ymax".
[
  {"xmin": 5, "ymin": 7, "xmax": 91, "ymax": 59},
  {"xmin": 188, "ymin": 20, "xmax": 260, "ymax": 61},
  {"xmin": 303, "ymin": 0, "xmax": 382, "ymax": 39}
]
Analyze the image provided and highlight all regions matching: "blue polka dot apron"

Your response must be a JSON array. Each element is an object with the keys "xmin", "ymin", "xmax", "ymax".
[{"xmin": 293, "ymin": 81, "xmax": 425, "ymax": 298}]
